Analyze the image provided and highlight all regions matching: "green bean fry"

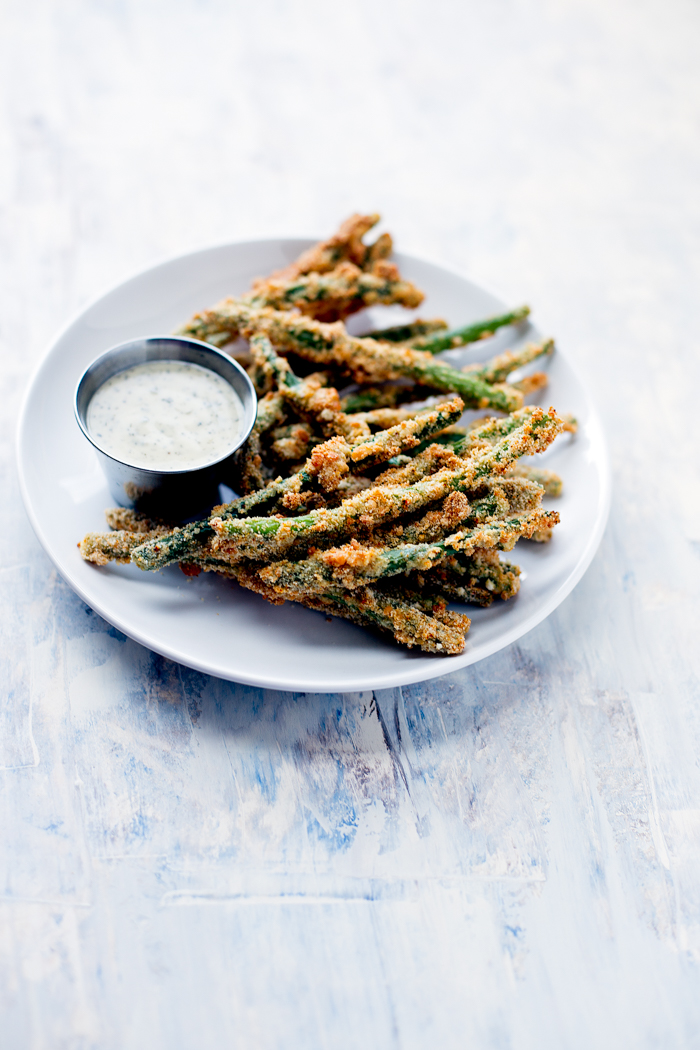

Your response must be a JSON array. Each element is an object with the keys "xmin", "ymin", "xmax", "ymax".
[{"xmin": 79, "ymin": 213, "xmax": 572, "ymax": 655}]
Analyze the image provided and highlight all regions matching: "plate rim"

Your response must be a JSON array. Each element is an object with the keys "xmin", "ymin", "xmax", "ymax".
[{"xmin": 17, "ymin": 237, "xmax": 612, "ymax": 693}]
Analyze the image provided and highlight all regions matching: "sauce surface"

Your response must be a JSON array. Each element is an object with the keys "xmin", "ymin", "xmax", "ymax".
[{"xmin": 87, "ymin": 359, "xmax": 244, "ymax": 470}]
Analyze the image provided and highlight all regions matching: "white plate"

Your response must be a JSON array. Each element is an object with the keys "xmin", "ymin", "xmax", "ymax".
[{"xmin": 17, "ymin": 239, "xmax": 610, "ymax": 693}]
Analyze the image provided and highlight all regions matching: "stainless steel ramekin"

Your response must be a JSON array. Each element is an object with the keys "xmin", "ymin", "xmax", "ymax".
[{"xmin": 75, "ymin": 336, "xmax": 257, "ymax": 521}]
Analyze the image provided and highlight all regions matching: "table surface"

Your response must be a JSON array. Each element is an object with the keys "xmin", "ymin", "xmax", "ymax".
[{"xmin": 2, "ymin": 1, "xmax": 700, "ymax": 1047}]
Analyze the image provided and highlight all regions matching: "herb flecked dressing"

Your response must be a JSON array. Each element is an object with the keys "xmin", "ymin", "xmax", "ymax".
[{"xmin": 87, "ymin": 359, "xmax": 243, "ymax": 470}]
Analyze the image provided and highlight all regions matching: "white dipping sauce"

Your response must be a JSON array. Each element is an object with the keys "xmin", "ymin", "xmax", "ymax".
[{"xmin": 87, "ymin": 359, "xmax": 244, "ymax": 470}]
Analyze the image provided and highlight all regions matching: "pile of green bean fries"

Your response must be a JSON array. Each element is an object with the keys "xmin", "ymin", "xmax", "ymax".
[{"xmin": 80, "ymin": 213, "xmax": 571, "ymax": 655}]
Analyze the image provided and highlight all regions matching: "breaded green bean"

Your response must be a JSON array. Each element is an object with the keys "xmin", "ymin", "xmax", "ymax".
[
  {"xmin": 289, "ymin": 380, "xmax": 371, "ymax": 443},
  {"xmin": 481, "ymin": 476, "xmax": 548, "ymax": 512},
  {"xmin": 339, "ymin": 384, "xmax": 417, "ymax": 413},
  {"xmin": 360, "ymin": 319, "xmax": 449, "ymax": 343},
  {"xmin": 302, "ymin": 587, "xmax": 470, "ymax": 655},
  {"xmin": 248, "ymin": 334, "xmax": 370, "ymax": 442},
  {"xmin": 255, "ymin": 508, "xmax": 558, "ymax": 594},
  {"xmin": 247, "ymin": 331, "xmax": 296, "ymax": 393},
  {"xmin": 456, "ymin": 407, "xmax": 540, "ymax": 454},
  {"xmin": 348, "ymin": 398, "xmax": 464, "ymax": 469},
  {"xmin": 246, "ymin": 261, "xmax": 424, "ymax": 321},
  {"xmin": 364, "ymin": 231, "xmax": 393, "ymax": 268},
  {"xmin": 378, "ymin": 477, "xmax": 544, "ymax": 547},
  {"xmin": 103, "ymin": 508, "xmax": 173, "ymax": 533},
  {"xmin": 466, "ymin": 339, "xmax": 554, "ymax": 383},
  {"xmin": 374, "ymin": 444, "xmax": 464, "ymax": 486},
  {"xmin": 410, "ymin": 306, "xmax": 531, "ymax": 353},
  {"xmin": 446, "ymin": 509, "xmax": 560, "ymax": 554},
  {"xmin": 408, "ymin": 430, "xmax": 469, "ymax": 456},
  {"xmin": 511, "ymin": 372, "xmax": 549, "ymax": 396},
  {"xmin": 79, "ymin": 528, "xmax": 169, "ymax": 565},
  {"xmin": 259, "ymin": 213, "xmax": 382, "ymax": 282},
  {"xmin": 390, "ymin": 576, "xmax": 494, "ymax": 608},
  {"xmin": 178, "ymin": 303, "xmax": 523, "ymax": 411},
  {"xmin": 408, "ymin": 550, "xmax": 522, "ymax": 605},
  {"xmin": 506, "ymin": 463, "xmax": 563, "ymax": 497},
  {"xmin": 231, "ymin": 566, "xmax": 469, "ymax": 655},
  {"xmin": 269, "ymin": 423, "xmax": 313, "ymax": 462},
  {"xmin": 183, "ymin": 547, "xmax": 470, "ymax": 654},
  {"xmin": 238, "ymin": 391, "xmax": 287, "ymax": 493},
  {"xmin": 346, "ymin": 399, "xmax": 453, "ymax": 431},
  {"xmin": 529, "ymin": 527, "xmax": 555, "ymax": 543},
  {"xmin": 445, "ymin": 549, "xmax": 521, "ymax": 597},
  {"xmin": 372, "ymin": 581, "xmax": 470, "ymax": 617}
]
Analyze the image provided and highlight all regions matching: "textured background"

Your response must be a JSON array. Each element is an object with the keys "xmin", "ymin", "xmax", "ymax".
[{"xmin": 2, "ymin": 0, "xmax": 700, "ymax": 1047}]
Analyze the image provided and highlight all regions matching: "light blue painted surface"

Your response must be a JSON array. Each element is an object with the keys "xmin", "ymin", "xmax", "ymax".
[{"xmin": 2, "ymin": 0, "xmax": 700, "ymax": 1046}]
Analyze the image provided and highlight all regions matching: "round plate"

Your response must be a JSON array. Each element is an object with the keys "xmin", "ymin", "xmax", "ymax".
[{"xmin": 17, "ymin": 239, "xmax": 610, "ymax": 692}]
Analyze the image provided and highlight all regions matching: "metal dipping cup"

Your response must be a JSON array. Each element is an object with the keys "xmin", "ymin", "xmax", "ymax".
[{"xmin": 75, "ymin": 336, "xmax": 257, "ymax": 521}]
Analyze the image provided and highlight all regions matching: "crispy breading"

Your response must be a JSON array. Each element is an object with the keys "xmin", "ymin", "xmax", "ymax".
[
  {"xmin": 256, "ymin": 214, "xmax": 381, "ymax": 284},
  {"xmin": 79, "ymin": 528, "xmax": 169, "ymax": 565},
  {"xmin": 248, "ymin": 260, "xmax": 423, "ymax": 323}
]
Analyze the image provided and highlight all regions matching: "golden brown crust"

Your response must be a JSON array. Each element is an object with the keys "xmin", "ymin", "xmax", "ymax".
[
  {"xmin": 79, "ymin": 528, "xmax": 169, "ymax": 565},
  {"xmin": 256, "ymin": 214, "xmax": 381, "ymax": 284}
]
